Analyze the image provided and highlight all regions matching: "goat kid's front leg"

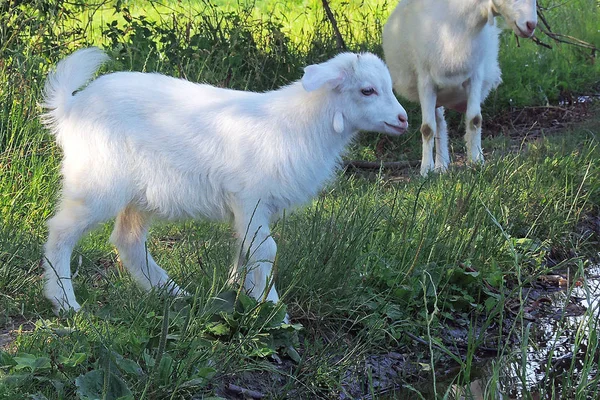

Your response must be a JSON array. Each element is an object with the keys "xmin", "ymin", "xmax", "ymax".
[
  {"xmin": 231, "ymin": 211, "xmax": 280, "ymax": 304},
  {"xmin": 465, "ymin": 73, "xmax": 484, "ymax": 164},
  {"xmin": 418, "ymin": 77, "xmax": 438, "ymax": 176}
]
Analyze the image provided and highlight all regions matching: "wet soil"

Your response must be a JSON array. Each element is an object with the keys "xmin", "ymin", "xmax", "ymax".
[{"xmin": 211, "ymin": 260, "xmax": 600, "ymax": 399}]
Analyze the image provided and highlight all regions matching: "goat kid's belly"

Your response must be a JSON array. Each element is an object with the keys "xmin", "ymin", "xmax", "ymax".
[
  {"xmin": 136, "ymin": 167, "xmax": 231, "ymax": 221},
  {"xmin": 60, "ymin": 151, "xmax": 230, "ymax": 222},
  {"xmin": 61, "ymin": 152, "xmax": 322, "ymax": 224}
]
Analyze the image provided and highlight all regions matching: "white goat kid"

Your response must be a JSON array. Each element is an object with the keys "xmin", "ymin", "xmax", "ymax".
[
  {"xmin": 41, "ymin": 47, "xmax": 408, "ymax": 313},
  {"xmin": 383, "ymin": 0, "xmax": 537, "ymax": 176}
]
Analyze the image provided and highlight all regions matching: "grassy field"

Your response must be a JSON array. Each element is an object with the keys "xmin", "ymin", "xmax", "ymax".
[{"xmin": 1, "ymin": 0, "xmax": 600, "ymax": 398}]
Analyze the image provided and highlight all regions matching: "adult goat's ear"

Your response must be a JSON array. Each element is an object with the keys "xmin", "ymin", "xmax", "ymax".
[{"xmin": 302, "ymin": 63, "xmax": 345, "ymax": 92}]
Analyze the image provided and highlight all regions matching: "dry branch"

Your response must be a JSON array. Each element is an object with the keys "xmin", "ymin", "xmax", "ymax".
[
  {"xmin": 321, "ymin": 0, "xmax": 347, "ymax": 50},
  {"xmin": 227, "ymin": 384, "xmax": 265, "ymax": 399},
  {"xmin": 532, "ymin": 4, "xmax": 598, "ymax": 55},
  {"xmin": 344, "ymin": 160, "xmax": 420, "ymax": 170}
]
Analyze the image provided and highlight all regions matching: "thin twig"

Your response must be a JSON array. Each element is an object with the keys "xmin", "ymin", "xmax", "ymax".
[
  {"xmin": 531, "ymin": 35, "xmax": 552, "ymax": 49},
  {"xmin": 533, "ymin": 5, "xmax": 599, "ymax": 53},
  {"xmin": 321, "ymin": 0, "xmax": 346, "ymax": 50},
  {"xmin": 227, "ymin": 384, "xmax": 265, "ymax": 399},
  {"xmin": 344, "ymin": 160, "xmax": 420, "ymax": 170}
]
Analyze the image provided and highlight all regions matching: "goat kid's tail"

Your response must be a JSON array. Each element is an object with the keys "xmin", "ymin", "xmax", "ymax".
[{"xmin": 41, "ymin": 47, "xmax": 109, "ymax": 132}]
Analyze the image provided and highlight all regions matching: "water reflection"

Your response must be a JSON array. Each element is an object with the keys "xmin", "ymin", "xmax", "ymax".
[
  {"xmin": 460, "ymin": 264, "xmax": 600, "ymax": 399},
  {"xmin": 360, "ymin": 264, "xmax": 600, "ymax": 399}
]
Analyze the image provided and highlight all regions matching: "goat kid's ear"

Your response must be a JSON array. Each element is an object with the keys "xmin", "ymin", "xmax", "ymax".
[{"xmin": 302, "ymin": 63, "xmax": 345, "ymax": 92}]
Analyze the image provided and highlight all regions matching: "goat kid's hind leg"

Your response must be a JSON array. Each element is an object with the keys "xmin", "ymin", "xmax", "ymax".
[
  {"xmin": 434, "ymin": 107, "xmax": 450, "ymax": 172},
  {"xmin": 43, "ymin": 197, "xmax": 109, "ymax": 313},
  {"xmin": 418, "ymin": 77, "xmax": 438, "ymax": 176},
  {"xmin": 465, "ymin": 75, "xmax": 484, "ymax": 164},
  {"xmin": 232, "ymin": 210, "xmax": 280, "ymax": 304},
  {"xmin": 110, "ymin": 206, "xmax": 186, "ymax": 296}
]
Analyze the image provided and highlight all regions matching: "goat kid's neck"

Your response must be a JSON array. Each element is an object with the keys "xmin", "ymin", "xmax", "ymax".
[{"xmin": 285, "ymin": 83, "xmax": 358, "ymax": 145}]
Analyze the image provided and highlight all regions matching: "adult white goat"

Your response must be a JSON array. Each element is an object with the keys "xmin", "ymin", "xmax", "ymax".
[
  {"xmin": 383, "ymin": 0, "xmax": 537, "ymax": 176},
  {"xmin": 41, "ymin": 47, "xmax": 408, "ymax": 314}
]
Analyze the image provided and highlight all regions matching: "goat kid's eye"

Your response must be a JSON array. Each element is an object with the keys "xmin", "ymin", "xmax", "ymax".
[{"xmin": 361, "ymin": 88, "xmax": 376, "ymax": 96}]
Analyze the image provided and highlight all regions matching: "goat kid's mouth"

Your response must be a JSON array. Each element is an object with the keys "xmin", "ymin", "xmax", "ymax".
[{"xmin": 384, "ymin": 122, "xmax": 408, "ymax": 135}]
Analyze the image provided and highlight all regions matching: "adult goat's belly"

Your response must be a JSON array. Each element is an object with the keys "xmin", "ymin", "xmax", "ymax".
[{"xmin": 435, "ymin": 84, "xmax": 469, "ymax": 114}]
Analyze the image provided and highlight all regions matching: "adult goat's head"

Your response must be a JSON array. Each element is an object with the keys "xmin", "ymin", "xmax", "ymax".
[
  {"xmin": 492, "ymin": 0, "xmax": 538, "ymax": 38},
  {"xmin": 302, "ymin": 52, "xmax": 408, "ymax": 136}
]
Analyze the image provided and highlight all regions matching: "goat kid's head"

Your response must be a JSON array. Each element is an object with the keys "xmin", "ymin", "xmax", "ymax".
[
  {"xmin": 492, "ymin": 0, "xmax": 537, "ymax": 38},
  {"xmin": 301, "ymin": 53, "xmax": 408, "ymax": 136}
]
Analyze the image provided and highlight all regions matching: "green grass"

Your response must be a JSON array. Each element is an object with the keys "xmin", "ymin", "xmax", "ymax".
[{"xmin": 1, "ymin": 0, "xmax": 600, "ymax": 398}]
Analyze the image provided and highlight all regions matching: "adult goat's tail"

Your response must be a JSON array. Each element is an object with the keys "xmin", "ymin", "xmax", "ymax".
[{"xmin": 41, "ymin": 47, "xmax": 109, "ymax": 132}]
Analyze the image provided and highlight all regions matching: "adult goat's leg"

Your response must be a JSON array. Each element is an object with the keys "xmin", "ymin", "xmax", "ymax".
[
  {"xmin": 110, "ymin": 206, "xmax": 185, "ymax": 295},
  {"xmin": 418, "ymin": 77, "xmax": 438, "ymax": 176},
  {"xmin": 465, "ymin": 73, "xmax": 484, "ymax": 164},
  {"xmin": 434, "ymin": 106, "xmax": 450, "ymax": 172}
]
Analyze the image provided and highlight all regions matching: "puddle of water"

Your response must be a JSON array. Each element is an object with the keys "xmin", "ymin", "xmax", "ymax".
[
  {"xmin": 558, "ymin": 94, "xmax": 599, "ymax": 106},
  {"xmin": 374, "ymin": 263, "xmax": 600, "ymax": 399},
  {"xmin": 459, "ymin": 264, "xmax": 600, "ymax": 399}
]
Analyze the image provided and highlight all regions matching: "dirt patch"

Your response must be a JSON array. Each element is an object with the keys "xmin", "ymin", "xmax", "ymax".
[
  {"xmin": 0, "ymin": 315, "xmax": 35, "ymax": 351},
  {"xmin": 345, "ymin": 99, "xmax": 598, "ymax": 182},
  {"xmin": 486, "ymin": 99, "xmax": 598, "ymax": 139}
]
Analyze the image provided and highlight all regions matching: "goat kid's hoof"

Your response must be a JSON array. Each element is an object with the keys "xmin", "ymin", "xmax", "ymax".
[
  {"xmin": 156, "ymin": 281, "xmax": 189, "ymax": 297},
  {"xmin": 169, "ymin": 284, "xmax": 190, "ymax": 297},
  {"xmin": 468, "ymin": 154, "xmax": 485, "ymax": 165},
  {"xmin": 51, "ymin": 299, "xmax": 82, "ymax": 317}
]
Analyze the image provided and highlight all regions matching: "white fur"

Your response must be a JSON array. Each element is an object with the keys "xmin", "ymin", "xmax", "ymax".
[
  {"xmin": 383, "ymin": 0, "xmax": 537, "ymax": 176},
  {"xmin": 40, "ymin": 47, "xmax": 408, "ymax": 313}
]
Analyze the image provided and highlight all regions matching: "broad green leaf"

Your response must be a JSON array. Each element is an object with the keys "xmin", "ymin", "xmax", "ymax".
[
  {"xmin": 285, "ymin": 345, "xmax": 301, "ymax": 363},
  {"xmin": 13, "ymin": 354, "xmax": 51, "ymax": 372},
  {"xmin": 142, "ymin": 351, "xmax": 155, "ymax": 368},
  {"xmin": 0, "ymin": 350, "xmax": 16, "ymax": 367},
  {"xmin": 206, "ymin": 322, "xmax": 230, "ymax": 336},
  {"xmin": 206, "ymin": 291, "xmax": 237, "ymax": 314},
  {"xmin": 58, "ymin": 353, "xmax": 87, "ymax": 368},
  {"xmin": 237, "ymin": 292, "xmax": 256, "ymax": 312},
  {"xmin": 248, "ymin": 346, "xmax": 275, "ymax": 358},
  {"xmin": 75, "ymin": 369, "xmax": 133, "ymax": 400},
  {"xmin": 115, "ymin": 357, "xmax": 142, "ymax": 376},
  {"xmin": 158, "ymin": 354, "xmax": 174, "ymax": 385}
]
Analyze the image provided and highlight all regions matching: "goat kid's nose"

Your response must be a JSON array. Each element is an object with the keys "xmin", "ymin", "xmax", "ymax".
[
  {"xmin": 398, "ymin": 113, "xmax": 408, "ymax": 124},
  {"xmin": 526, "ymin": 20, "xmax": 537, "ymax": 34}
]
